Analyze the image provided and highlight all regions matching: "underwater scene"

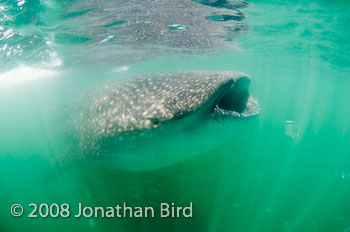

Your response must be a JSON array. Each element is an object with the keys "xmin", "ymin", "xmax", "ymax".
[{"xmin": 0, "ymin": 0, "xmax": 350, "ymax": 231}]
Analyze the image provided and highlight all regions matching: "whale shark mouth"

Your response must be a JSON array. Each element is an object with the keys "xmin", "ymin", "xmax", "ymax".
[{"xmin": 213, "ymin": 76, "xmax": 260, "ymax": 119}]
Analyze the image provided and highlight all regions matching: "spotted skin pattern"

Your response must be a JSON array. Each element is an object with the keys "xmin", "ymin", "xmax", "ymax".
[{"xmin": 72, "ymin": 71, "xmax": 251, "ymax": 140}]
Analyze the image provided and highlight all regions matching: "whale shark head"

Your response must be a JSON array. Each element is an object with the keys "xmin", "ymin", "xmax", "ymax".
[{"xmin": 72, "ymin": 71, "xmax": 260, "ymax": 140}]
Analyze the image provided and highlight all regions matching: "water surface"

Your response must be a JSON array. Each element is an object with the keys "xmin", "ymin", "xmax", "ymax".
[{"xmin": 0, "ymin": 0, "xmax": 350, "ymax": 231}]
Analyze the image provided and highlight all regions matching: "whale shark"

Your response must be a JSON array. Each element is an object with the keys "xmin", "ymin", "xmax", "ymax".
[{"xmin": 62, "ymin": 71, "xmax": 259, "ymax": 171}]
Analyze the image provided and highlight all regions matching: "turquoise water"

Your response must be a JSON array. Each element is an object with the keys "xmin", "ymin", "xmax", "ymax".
[{"xmin": 1, "ymin": 0, "xmax": 350, "ymax": 231}]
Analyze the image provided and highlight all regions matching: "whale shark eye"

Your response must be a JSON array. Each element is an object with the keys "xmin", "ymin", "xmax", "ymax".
[
  {"xmin": 175, "ymin": 111, "xmax": 184, "ymax": 119},
  {"xmin": 148, "ymin": 118, "xmax": 160, "ymax": 126}
]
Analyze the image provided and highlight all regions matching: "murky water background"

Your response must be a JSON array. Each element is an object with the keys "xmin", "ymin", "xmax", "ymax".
[{"xmin": 0, "ymin": 0, "xmax": 350, "ymax": 231}]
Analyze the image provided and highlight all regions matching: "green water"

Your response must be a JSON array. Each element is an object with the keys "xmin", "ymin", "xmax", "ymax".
[{"xmin": 1, "ymin": 0, "xmax": 350, "ymax": 231}]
